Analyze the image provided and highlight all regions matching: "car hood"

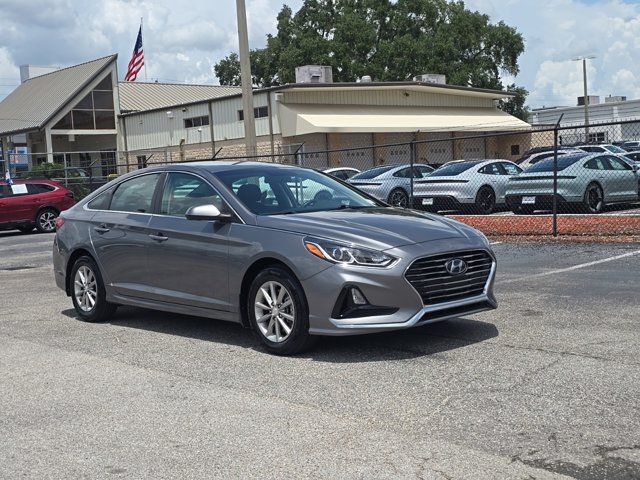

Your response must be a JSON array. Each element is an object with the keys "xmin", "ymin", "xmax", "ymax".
[{"xmin": 256, "ymin": 207, "xmax": 479, "ymax": 250}]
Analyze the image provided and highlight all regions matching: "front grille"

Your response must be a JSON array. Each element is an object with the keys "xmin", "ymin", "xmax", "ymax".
[{"xmin": 405, "ymin": 250, "xmax": 493, "ymax": 305}]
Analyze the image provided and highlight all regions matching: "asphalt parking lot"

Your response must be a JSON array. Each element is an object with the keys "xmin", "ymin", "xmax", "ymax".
[{"xmin": 1, "ymin": 232, "xmax": 639, "ymax": 479}]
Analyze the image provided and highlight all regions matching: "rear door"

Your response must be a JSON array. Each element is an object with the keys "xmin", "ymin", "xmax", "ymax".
[
  {"xmin": 0, "ymin": 184, "xmax": 32, "ymax": 222},
  {"xmin": 89, "ymin": 172, "xmax": 161, "ymax": 298},
  {"xmin": 603, "ymin": 156, "xmax": 638, "ymax": 200},
  {"xmin": 145, "ymin": 172, "xmax": 231, "ymax": 311},
  {"xmin": 496, "ymin": 162, "xmax": 523, "ymax": 203}
]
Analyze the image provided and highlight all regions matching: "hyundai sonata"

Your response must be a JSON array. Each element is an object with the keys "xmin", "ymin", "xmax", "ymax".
[{"xmin": 53, "ymin": 162, "xmax": 497, "ymax": 355}]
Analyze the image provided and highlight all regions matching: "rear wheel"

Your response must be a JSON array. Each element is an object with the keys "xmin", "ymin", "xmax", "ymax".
[
  {"xmin": 35, "ymin": 208, "xmax": 58, "ymax": 233},
  {"xmin": 70, "ymin": 256, "xmax": 117, "ymax": 322},
  {"xmin": 582, "ymin": 183, "xmax": 604, "ymax": 214},
  {"xmin": 247, "ymin": 267, "xmax": 316, "ymax": 355},
  {"xmin": 387, "ymin": 188, "xmax": 409, "ymax": 208},
  {"xmin": 474, "ymin": 187, "xmax": 497, "ymax": 214}
]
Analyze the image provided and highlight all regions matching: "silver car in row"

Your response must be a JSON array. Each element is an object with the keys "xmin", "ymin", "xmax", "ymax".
[
  {"xmin": 348, "ymin": 164, "xmax": 435, "ymax": 207},
  {"xmin": 412, "ymin": 159, "xmax": 523, "ymax": 214},
  {"xmin": 53, "ymin": 162, "xmax": 497, "ymax": 355},
  {"xmin": 506, "ymin": 152, "xmax": 639, "ymax": 214}
]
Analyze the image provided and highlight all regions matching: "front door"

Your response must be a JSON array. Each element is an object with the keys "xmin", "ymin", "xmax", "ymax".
[
  {"xmin": 145, "ymin": 172, "xmax": 231, "ymax": 312},
  {"xmin": 603, "ymin": 156, "xmax": 638, "ymax": 200}
]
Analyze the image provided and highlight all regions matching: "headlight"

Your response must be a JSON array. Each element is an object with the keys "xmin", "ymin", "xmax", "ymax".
[{"xmin": 304, "ymin": 237, "xmax": 397, "ymax": 267}]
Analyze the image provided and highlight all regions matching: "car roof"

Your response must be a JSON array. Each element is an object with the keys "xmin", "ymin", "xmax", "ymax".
[{"xmin": 3, "ymin": 178, "xmax": 59, "ymax": 185}]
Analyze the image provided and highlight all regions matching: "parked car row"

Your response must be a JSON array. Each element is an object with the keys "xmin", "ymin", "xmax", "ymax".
[{"xmin": 324, "ymin": 150, "xmax": 640, "ymax": 215}]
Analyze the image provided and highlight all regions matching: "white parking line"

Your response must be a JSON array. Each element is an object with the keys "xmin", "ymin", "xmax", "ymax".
[
  {"xmin": 500, "ymin": 249, "xmax": 640, "ymax": 284},
  {"xmin": 489, "ymin": 241, "xmax": 503, "ymax": 245}
]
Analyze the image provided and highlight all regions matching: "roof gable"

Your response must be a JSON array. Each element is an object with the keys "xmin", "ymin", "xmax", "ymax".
[{"xmin": 0, "ymin": 55, "xmax": 116, "ymax": 136}]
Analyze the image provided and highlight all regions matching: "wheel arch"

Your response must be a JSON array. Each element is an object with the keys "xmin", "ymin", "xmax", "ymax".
[
  {"xmin": 65, "ymin": 248, "xmax": 95, "ymax": 296},
  {"xmin": 239, "ymin": 257, "xmax": 305, "ymax": 329}
]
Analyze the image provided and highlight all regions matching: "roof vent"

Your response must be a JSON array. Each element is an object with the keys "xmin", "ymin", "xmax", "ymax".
[
  {"xmin": 412, "ymin": 74, "xmax": 446, "ymax": 85},
  {"xmin": 295, "ymin": 65, "xmax": 333, "ymax": 84}
]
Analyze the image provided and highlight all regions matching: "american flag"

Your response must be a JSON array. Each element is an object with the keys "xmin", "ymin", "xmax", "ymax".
[{"xmin": 125, "ymin": 25, "xmax": 144, "ymax": 82}]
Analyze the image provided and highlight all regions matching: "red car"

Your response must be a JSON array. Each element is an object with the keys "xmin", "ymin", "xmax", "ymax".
[{"xmin": 0, "ymin": 179, "xmax": 76, "ymax": 233}]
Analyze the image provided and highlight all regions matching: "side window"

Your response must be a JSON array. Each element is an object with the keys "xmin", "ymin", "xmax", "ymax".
[
  {"xmin": 110, "ymin": 174, "xmax": 160, "ymax": 213},
  {"xmin": 161, "ymin": 173, "xmax": 223, "ymax": 216},
  {"xmin": 416, "ymin": 166, "xmax": 434, "ymax": 178},
  {"xmin": 479, "ymin": 163, "xmax": 500, "ymax": 175},
  {"xmin": 333, "ymin": 171, "xmax": 348, "ymax": 180},
  {"xmin": 26, "ymin": 184, "xmax": 55, "ymax": 194},
  {"xmin": 606, "ymin": 157, "xmax": 632, "ymax": 171},
  {"xmin": 0, "ymin": 185, "xmax": 11, "ymax": 198},
  {"xmin": 393, "ymin": 168, "xmax": 412, "ymax": 178},
  {"xmin": 9, "ymin": 184, "xmax": 29, "ymax": 196},
  {"xmin": 502, "ymin": 163, "xmax": 522, "ymax": 175},
  {"xmin": 584, "ymin": 158, "xmax": 606, "ymax": 170},
  {"xmin": 87, "ymin": 189, "xmax": 113, "ymax": 210}
]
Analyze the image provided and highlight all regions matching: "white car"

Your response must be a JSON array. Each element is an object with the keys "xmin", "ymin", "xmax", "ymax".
[
  {"xmin": 324, "ymin": 167, "xmax": 360, "ymax": 181},
  {"xmin": 518, "ymin": 149, "xmax": 582, "ymax": 170},
  {"xmin": 576, "ymin": 144, "xmax": 628, "ymax": 154}
]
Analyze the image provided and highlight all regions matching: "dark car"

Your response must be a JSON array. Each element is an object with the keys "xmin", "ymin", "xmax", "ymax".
[{"xmin": 0, "ymin": 179, "xmax": 76, "ymax": 233}]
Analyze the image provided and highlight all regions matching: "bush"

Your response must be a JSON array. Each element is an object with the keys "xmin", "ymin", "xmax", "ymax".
[{"xmin": 23, "ymin": 163, "xmax": 66, "ymax": 179}]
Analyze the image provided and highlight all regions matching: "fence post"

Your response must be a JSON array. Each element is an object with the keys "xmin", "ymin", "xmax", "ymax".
[
  {"xmin": 552, "ymin": 114, "xmax": 564, "ymax": 237},
  {"xmin": 410, "ymin": 133, "xmax": 417, "ymax": 208}
]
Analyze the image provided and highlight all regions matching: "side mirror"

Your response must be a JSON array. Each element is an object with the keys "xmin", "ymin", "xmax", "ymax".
[{"xmin": 185, "ymin": 204, "xmax": 233, "ymax": 222}]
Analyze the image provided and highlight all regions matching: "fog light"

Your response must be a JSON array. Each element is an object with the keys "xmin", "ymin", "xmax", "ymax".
[{"xmin": 351, "ymin": 287, "xmax": 367, "ymax": 305}]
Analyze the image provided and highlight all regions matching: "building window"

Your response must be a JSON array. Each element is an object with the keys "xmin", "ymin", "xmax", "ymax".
[
  {"xmin": 587, "ymin": 132, "xmax": 606, "ymax": 143},
  {"xmin": 238, "ymin": 106, "xmax": 269, "ymax": 121},
  {"xmin": 511, "ymin": 145, "xmax": 520, "ymax": 156},
  {"xmin": 183, "ymin": 116, "xmax": 210, "ymax": 128},
  {"xmin": 52, "ymin": 73, "xmax": 115, "ymax": 130}
]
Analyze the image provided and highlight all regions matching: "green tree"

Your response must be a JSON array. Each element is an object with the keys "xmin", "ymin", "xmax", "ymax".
[{"xmin": 215, "ymin": 0, "xmax": 528, "ymax": 114}]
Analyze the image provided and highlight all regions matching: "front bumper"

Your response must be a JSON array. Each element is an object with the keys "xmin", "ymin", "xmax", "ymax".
[{"xmin": 302, "ymin": 237, "xmax": 497, "ymax": 335}]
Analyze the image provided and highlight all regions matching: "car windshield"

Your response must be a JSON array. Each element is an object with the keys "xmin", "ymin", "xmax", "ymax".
[
  {"xmin": 430, "ymin": 161, "xmax": 481, "ymax": 177},
  {"xmin": 604, "ymin": 145, "xmax": 626, "ymax": 154},
  {"xmin": 215, "ymin": 166, "xmax": 380, "ymax": 215},
  {"xmin": 524, "ymin": 154, "xmax": 586, "ymax": 172},
  {"xmin": 350, "ymin": 165, "xmax": 397, "ymax": 180}
]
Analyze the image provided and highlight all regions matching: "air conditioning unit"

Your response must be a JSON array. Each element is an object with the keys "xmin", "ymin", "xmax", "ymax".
[
  {"xmin": 413, "ymin": 74, "xmax": 447, "ymax": 85},
  {"xmin": 295, "ymin": 65, "xmax": 333, "ymax": 84}
]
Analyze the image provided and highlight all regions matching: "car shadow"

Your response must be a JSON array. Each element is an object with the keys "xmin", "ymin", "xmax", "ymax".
[{"xmin": 61, "ymin": 307, "xmax": 498, "ymax": 363}]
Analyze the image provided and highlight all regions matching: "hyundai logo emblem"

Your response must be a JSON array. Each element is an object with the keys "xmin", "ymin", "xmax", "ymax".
[{"xmin": 445, "ymin": 258, "xmax": 468, "ymax": 275}]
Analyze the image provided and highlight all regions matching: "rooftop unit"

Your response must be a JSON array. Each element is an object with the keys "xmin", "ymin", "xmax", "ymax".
[
  {"xmin": 577, "ymin": 95, "xmax": 600, "ymax": 106},
  {"xmin": 605, "ymin": 95, "xmax": 627, "ymax": 103},
  {"xmin": 19, "ymin": 64, "xmax": 59, "ymax": 83},
  {"xmin": 413, "ymin": 74, "xmax": 447, "ymax": 85},
  {"xmin": 295, "ymin": 65, "xmax": 333, "ymax": 84}
]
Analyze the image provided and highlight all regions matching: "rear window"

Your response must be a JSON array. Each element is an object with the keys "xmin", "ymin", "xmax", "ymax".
[
  {"xmin": 524, "ymin": 154, "xmax": 586, "ymax": 173},
  {"xmin": 430, "ymin": 161, "xmax": 481, "ymax": 177},
  {"xmin": 350, "ymin": 165, "xmax": 397, "ymax": 180}
]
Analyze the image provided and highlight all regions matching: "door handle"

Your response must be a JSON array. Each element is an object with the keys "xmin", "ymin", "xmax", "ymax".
[
  {"xmin": 94, "ymin": 225, "xmax": 110, "ymax": 233},
  {"xmin": 148, "ymin": 233, "xmax": 169, "ymax": 242}
]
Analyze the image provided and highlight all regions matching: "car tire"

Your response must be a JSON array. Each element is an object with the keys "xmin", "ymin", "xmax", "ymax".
[
  {"xmin": 474, "ymin": 187, "xmax": 497, "ymax": 215},
  {"xmin": 70, "ymin": 256, "xmax": 117, "ymax": 323},
  {"xmin": 582, "ymin": 182, "xmax": 604, "ymax": 214},
  {"xmin": 247, "ymin": 266, "xmax": 317, "ymax": 356},
  {"xmin": 17, "ymin": 226, "xmax": 35, "ymax": 233},
  {"xmin": 35, "ymin": 208, "xmax": 58, "ymax": 233},
  {"xmin": 387, "ymin": 188, "xmax": 409, "ymax": 208}
]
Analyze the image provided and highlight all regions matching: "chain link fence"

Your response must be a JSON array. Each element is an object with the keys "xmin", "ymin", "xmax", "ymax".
[{"xmin": 5, "ymin": 120, "xmax": 640, "ymax": 237}]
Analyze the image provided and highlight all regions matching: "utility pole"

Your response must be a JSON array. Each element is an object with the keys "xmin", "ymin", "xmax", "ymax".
[
  {"xmin": 573, "ymin": 55, "xmax": 596, "ymax": 142},
  {"xmin": 236, "ymin": 0, "xmax": 257, "ymax": 157}
]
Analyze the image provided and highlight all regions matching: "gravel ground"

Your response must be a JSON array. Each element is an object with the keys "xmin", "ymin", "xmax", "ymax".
[{"xmin": 0, "ymin": 231, "xmax": 639, "ymax": 479}]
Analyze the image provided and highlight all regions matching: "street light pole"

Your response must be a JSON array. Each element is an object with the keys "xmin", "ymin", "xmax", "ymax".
[
  {"xmin": 236, "ymin": 0, "xmax": 257, "ymax": 157},
  {"xmin": 573, "ymin": 55, "xmax": 596, "ymax": 142}
]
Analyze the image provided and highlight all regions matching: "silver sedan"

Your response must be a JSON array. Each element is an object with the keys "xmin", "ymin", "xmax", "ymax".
[
  {"xmin": 412, "ymin": 159, "xmax": 523, "ymax": 214},
  {"xmin": 506, "ymin": 152, "xmax": 639, "ymax": 214},
  {"xmin": 348, "ymin": 164, "xmax": 435, "ymax": 207}
]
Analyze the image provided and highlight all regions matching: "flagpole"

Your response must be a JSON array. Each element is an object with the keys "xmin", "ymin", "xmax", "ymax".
[{"xmin": 141, "ymin": 17, "xmax": 148, "ymax": 81}]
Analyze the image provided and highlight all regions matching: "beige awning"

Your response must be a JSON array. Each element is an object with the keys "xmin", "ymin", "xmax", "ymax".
[{"xmin": 278, "ymin": 103, "xmax": 531, "ymax": 137}]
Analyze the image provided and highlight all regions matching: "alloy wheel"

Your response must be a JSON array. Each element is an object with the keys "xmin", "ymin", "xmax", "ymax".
[
  {"xmin": 254, "ymin": 281, "xmax": 295, "ymax": 343},
  {"xmin": 587, "ymin": 185, "xmax": 603, "ymax": 213},
  {"xmin": 74, "ymin": 265, "xmax": 97, "ymax": 312},
  {"xmin": 478, "ymin": 189, "xmax": 496, "ymax": 214},
  {"xmin": 389, "ymin": 190, "xmax": 408, "ymax": 208},
  {"xmin": 39, "ymin": 211, "xmax": 57, "ymax": 232}
]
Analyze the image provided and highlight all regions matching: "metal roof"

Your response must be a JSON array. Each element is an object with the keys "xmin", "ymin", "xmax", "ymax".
[
  {"xmin": 118, "ymin": 82, "xmax": 242, "ymax": 113},
  {"xmin": 0, "ymin": 55, "xmax": 116, "ymax": 136}
]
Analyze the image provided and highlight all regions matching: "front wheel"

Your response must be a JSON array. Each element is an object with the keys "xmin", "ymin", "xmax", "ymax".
[
  {"xmin": 70, "ymin": 256, "xmax": 117, "ymax": 322},
  {"xmin": 35, "ymin": 208, "xmax": 58, "ymax": 233},
  {"xmin": 247, "ymin": 267, "xmax": 316, "ymax": 355},
  {"xmin": 387, "ymin": 188, "xmax": 409, "ymax": 208}
]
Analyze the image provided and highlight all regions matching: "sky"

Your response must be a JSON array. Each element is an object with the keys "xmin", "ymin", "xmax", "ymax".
[{"xmin": 1, "ymin": 0, "xmax": 640, "ymax": 108}]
